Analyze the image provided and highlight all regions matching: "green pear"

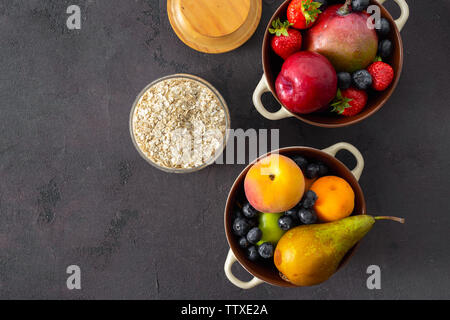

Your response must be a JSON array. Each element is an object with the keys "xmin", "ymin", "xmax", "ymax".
[
  {"xmin": 257, "ymin": 212, "xmax": 285, "ymax": 246},
  {"xmin": 274, "ymin": 215, "xmax": 404, "ymax": 286}
]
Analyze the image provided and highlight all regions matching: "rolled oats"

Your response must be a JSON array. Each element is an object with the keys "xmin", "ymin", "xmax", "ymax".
[{"xmin": 132, "ymin": 78, "xmax": 227, "ymax": 169}]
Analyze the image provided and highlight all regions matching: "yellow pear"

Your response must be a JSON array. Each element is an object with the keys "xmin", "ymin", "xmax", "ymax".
[{"xmin": 274, "ymin": 215, "xmax": 404, "ymax": 286}]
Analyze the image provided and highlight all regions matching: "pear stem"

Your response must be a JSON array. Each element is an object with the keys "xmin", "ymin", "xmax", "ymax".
[
  {"xmin": 374, "ymin": 216, "xmax": 405, "ymax": 224},
  {"xmin": 338, "ymin": 0, "xmax": 352, "ymax": 15}
]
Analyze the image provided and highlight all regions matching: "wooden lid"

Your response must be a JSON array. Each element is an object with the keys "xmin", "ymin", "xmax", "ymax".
[{"xmin": 167, "ymin": 0, "xmax": 262, "ymax": 54}]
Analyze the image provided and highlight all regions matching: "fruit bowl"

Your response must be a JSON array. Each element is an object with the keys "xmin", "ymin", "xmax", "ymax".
[
  {"xmin": 224, "ymin": 142, "xmax": 366, "ymax": 289},
  {"xmin": 253, "ymin": 0, "xmax": 409, "ymax": 127}
]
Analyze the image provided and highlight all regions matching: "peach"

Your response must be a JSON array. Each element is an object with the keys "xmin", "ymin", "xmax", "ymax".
[{"xmin": 244, "ymin": 154, "xmax": 305, "ymax": 213}]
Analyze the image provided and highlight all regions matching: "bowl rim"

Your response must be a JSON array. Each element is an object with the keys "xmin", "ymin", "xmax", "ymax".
[
  {"xmin": 224, "ymin": 146, "xmax": 367, "ymax": 287},
  {"xmin": 129, "ymin": 73, "xmax": 231, "ymax": 173},
  {"xmin": 261, "ymin": 0, "xmax": 404, "ymax": 128}
]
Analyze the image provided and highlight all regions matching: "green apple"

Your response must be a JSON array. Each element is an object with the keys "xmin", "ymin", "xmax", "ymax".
[{"xmin": 257, "ymin": 212, "xmax": 286, "ymax": 246}]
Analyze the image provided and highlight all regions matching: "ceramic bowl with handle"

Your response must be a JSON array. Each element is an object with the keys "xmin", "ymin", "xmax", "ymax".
[
  {"xmin": 224, "ymin": 142, "xmax": 366, "ymax": 289},
  {"xmin": 252, "ymin": 0, "xmax": 409, "ymax": 127}
]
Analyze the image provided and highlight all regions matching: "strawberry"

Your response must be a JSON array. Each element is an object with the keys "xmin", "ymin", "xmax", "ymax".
[
  {"xmin": 367, "ymin": 61, "xmax": 394, "ymax": 91},
  {"xmin": 331, "ymin": 88, "xmax": 368, "ymax": 116},
  {"xmin": 287, "ymin": 0, "xmax": 322, "ymax": 30},
  {"xmin": 269, "ymin": 18, "xmax": 302, "ymax": 60}
]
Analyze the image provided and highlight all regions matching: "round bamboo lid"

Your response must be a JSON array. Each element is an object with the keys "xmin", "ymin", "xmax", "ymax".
[{"xmin": 167, "ymin": 0, "xmax": 262, "ymax": 54}]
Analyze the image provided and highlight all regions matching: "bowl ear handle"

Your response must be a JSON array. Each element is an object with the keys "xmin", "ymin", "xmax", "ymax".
[
  {"xmin": 224, "ymin": 249, "xmax": 265, "ymax": 289},
  {"xmin": 378, "ymin": 0, "xmax": 409, "ymax": 31},
  {"xmin": 252, "ymin": 75, "xmax": 294, "ymax": 121},
  {"xmin": 322, "ymin": 142, "xmax": 365, "ymax": 181}
]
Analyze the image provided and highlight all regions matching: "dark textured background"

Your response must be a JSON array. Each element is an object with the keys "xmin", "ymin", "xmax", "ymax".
[{"xmin": 0, "ymin": 0, "xmax": 449, "ymax": 299}]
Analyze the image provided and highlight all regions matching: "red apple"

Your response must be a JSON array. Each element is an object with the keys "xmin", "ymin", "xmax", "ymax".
[{"xmin": 275, "ymin": 51, "xmax": 337, "ymax": 114}]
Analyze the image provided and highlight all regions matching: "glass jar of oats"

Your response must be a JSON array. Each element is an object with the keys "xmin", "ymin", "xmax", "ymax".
[{"xmin": 130, "ymin": 74, "xmax": 231, "ymax": 173}]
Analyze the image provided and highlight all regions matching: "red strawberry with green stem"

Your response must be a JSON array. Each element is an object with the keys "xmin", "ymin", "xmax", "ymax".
[
  {"xmin": 287, "ymin": 0, "xmax": 322, "ymax": 30},
  {"xmin": 269, "ymin": 18, "xmax": 303, "ymax": 60},
  {"xmin": 367, "ymin": 60, "xmax": 394, "ymax": 91},
  {"xmin": 331, "ymin": 88, "xmax": 367, "ymax": 116}
]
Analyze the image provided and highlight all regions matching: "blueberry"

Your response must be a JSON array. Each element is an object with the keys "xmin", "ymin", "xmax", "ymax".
[
  {"xmin": 302, "ymin": 197, "xmax": 315, "ymax": 209},
  {"xmin": 234, "ymin": 209, "xmax": 244, "ymax": 219},
  {"xmin": 337, "ymin": 72, "xmax": 352, "ymax": 90},
  {"xmin": 302, "ymin": 190, "xmax": 318, "ymax": 209},
  {"xmin": 306, "ymin": 190, "xmax": 318, "ymax": 201},
  {"xmin": 316, "ymin": 0, "xmax": 327, "ymax": 10},
  {"xmin": 233, "ymin": 218, "xmax": 249, "ymax": 236},
  {"xmin": 378, "ymin": 39, "xmax": 393, "ymax": 58},
  {"xmin": 352, "ymin": 69, "xmax": 372, "ymax": 90},
  {"xmin": 305, "ymin": 163, "xmax": 320, "ymax": 179},
  {"xmin": 239, "ymin": 237, "xmax": 249, "ymax": 249},
  {"xmin": 248, "ymin": 246, "xmax": 259, "ymax": 261},
  {"xmin": 258, "ymin": 242, "xmax": 274, "ymax": 259},
  {"xmin": 377, "ymin": 18, "xmax": 390, "ymax": 37},
  {"xmin": 242, "ymin": 202, "xmax": 258, "ymax": 219},
  {"xmin": 247, "ymin": 217, "xmax": 259, "ymax": 228},
  {"xmin": 298, "ymin": 208, "xmax": 318, "ymax": 225},
  {"xmin": 284, "ymin": 209, "xmax": 300, "ymax": 225},
  {"xmin": 317, "ymin": 162, "xmax": 329, "ymax": 176},
  {"xmin": 351, "ymin": 0, "xmax": 370, "ymax": 12},
  {"xmin": 292, "ymin": 156, "xmax": 308, "ymax": 172},
  {"xmin": 278, "ymin": 216, "xmax": 294, "ymax": 231},
  {"xmin": 247, "ymin": 227, "xmax": 263, "ymax": 244}
]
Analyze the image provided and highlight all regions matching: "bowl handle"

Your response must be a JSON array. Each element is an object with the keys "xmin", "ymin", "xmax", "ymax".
[
  {"xmin": 252, "ymin": 75, "xmax": 294, "ymax": 121},
  {"xmin": 378, "ymin": 0, "xmax": 409, "ymax": 31},
  {"xmin": 224, "ymin": 249, "xmax": 265, "ymax": 289},
  {"xmin": 322, "ymin": 142, "xmax": 365, "ymax": 181}
]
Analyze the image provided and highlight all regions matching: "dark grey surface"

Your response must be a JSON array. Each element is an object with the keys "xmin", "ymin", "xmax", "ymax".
[{"xmin": 0, "ymin": 0, "xmax": 449, "ymax": 299}]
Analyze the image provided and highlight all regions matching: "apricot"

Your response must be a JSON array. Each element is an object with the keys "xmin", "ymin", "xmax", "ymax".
[
  {"xmin": 310, "ymin": 176, "xmax": 355, "ymax": 222},
  {"xmin": 244, "ymin": 154, "xmax": 305, "ymax": 213}
]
